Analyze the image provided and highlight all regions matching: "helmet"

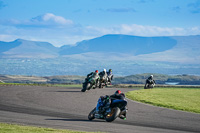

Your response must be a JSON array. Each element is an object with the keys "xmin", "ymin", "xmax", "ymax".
[
  {"xmin": 95, "ymin": 70, "xmax": 98, "ymax": 73},
  {"xmin": 115, "ymin": 90, "xmax": 122, "ymax": 95},
  {"xmin": 150, "ymin": 75, "xmax": 153, "ymax": 78},
  {"xmin": 103, "ymin": 68, "xmax": 106, "ymax": 72},
  {"xmin": 109, "ymin": 69, "xmax": 112, "ymax": 72}
]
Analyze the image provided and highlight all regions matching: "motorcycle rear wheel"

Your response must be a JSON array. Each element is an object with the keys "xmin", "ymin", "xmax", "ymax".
[{"xmin": 105, "ymin": 107, "xmax": 120, "ymax": 122}]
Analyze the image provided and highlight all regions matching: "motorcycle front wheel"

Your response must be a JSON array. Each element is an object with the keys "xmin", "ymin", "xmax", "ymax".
[
  {"xmin": 81, "ymin": 83, "xmax": 87, "ymax": 92},
  {"xmin": 88, "ymin": 107, "xmax": 96, "ymax": 121},
  {"xmin": 105, "ymin": 107, "xmax": 120, "ymax": 122},
  {"xmin": 86, "ymin": 83, "xmax": 91, "ymax": 90}
]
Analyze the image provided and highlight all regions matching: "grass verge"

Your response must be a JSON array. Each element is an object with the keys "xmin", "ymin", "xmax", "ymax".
[
  {"xmin": 126, "ymin": 87, "xmax": 200, "ymax": 113},
  {"xmin": 0, "ymin": 123, "xmax": 101, "ymax": 133}
]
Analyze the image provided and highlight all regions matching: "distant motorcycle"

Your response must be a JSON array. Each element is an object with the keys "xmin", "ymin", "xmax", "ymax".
[
  {"xmin": 107, "ymin": 74, "xmax": 113, "ymax": 85},
  {"xmin": 99, "ymin": 74, "xmax": 109, "ymax": 88},
  {"xmin": 144, "ymin": 79, "xmax": 155, "ymax": 89},
  {"xmin": 99, "ymin": 78, "xmax": 107, "ymax": 88},
  {"xmin": 81, "ymin": 77, "xmax": 98, "ymax": 92},
  {"xmin": 88, "ymin": 98, "xmax": 128, "ymax": 122}
]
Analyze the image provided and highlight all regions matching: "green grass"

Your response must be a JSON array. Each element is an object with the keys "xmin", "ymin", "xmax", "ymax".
[
  {"xmin": 126, "ymin": 88, "xmax": 200, "ymax": 113},
  {"xmin": 0, "ymin": 83, "xmax": 52, "ymax": 86},
  {"xmin": 0, "ymin": 123, "xmax": 101, "ymax": 133}
]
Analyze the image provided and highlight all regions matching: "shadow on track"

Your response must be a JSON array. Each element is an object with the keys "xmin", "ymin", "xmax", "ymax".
[
  {"xmin": 55, "ymin": 91, "xmax": 81, "ymax": 93},
  {"xmin": 45, "ymin": 118, "xmax": 104, "ymax": 122}
]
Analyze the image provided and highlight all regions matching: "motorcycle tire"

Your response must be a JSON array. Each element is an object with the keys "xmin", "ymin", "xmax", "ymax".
[
  {"xmin": 86, "ymin": 83, "xmax": 91, "ymax": 90},
  {"xmin": 81, "ymin": 88, "xmax": 86, "ymax": 92},
  {"xmin": 105, "ymin": 107, "xmax": 120, "ymax": 122},
  {"xmin": 81, "ymin": 83, "xmax": 87, "ymax": 92},
  {"xmin": 144, "ymin": 85, "xmax": 147, "ymax": 89},
  {"xmin": 144, "ymin": 84, "xmax": 150, "ymax": 89},
  {"xmin": 88, "ymin": 107, "xmax": 96, "ymax": 121}
]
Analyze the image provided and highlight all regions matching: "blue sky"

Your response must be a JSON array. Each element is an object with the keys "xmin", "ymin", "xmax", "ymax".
[{"xmin": 0, "ymin": 0, "xmax": 200, "ymax": 46}]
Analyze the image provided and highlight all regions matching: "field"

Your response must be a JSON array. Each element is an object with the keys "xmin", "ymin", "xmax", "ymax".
[
  {"xmin": 0, "ymin": 123, "xmax": 101, "ymax": 133},
  {"xmin": 126, "ymin": 87, "xmax": 200, "ymax": 113}
]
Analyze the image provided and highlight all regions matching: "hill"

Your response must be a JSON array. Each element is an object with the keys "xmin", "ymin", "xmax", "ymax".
[
  {"xmin": 1, "ymin": 74, "xmax": 200, "ymax": 85},
  {"xmin": 113, "ymin": 73, "xmax": 200, "ymax": 85},
  {"xmin": 135, "ymin": 35, "xmax": 200, "ymax": 64},
  {"xmin": 0, "ymin": 39, "xmax": 59, "ymax": 58},
  {"xmin": 59, "ymin": 34, "xmax": 177, "ymax": 55},
  {"xmin": 60, "ymin": 35, "xmax": 200, "ymax": 64}
]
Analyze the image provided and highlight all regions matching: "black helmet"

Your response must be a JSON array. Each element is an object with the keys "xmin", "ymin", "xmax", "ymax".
[{"xmin": 109, "ymin": 69, "xmax": 112, "ymax": 72}]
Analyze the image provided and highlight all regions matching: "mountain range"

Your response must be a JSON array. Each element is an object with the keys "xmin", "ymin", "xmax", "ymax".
[
  {"xmin": 0, "ymin": 34, "xmax": 200, "ymax": 76},
  {"xmin": 60, "ymin": 34, "xmax": 176, "ymax": 55},
  {"xmin": 0, "ymin": 34, "xmax": 200, "ymax": 64}
]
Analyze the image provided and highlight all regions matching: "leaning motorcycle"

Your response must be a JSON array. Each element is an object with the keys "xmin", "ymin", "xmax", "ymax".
[
  {"xmin": 144, "ymin": 79, "xmax": 155, "ymax": 89},
  {"xmin": 88, "ymin": 98, "xmax": 128, "ymax": 122},
  {"xmin": 81, "ymin": 77, "xmax": 97, "ymax": 92},
  {"xmin": 107, "ymin": 74, "xmax": 113, "ymax": 85},
  {"xmin": 99, "ymin": 76, "xmax": 108, "ymax": 88}
]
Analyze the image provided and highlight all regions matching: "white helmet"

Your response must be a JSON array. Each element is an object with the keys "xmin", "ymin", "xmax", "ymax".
[
  {"xmin": 150, "ymin": 75, "xmax": 153, "ymax": 78},
  {"xmin": 103, "ymin": 68, "xmax": 106, "ymax": 72}
]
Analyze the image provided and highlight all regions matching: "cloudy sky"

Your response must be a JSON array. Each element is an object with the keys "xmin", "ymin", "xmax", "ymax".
[{"xmin": 0, "ymin": 0, "xmax": 200, "ymax": 46}]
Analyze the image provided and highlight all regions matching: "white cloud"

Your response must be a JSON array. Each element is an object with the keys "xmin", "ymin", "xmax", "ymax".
[
  {"xmin": 85, "ymin": 24, "xmax": 200, "ymax": 37},
  {"xmin": 1, "ymin": 13, "xmax": 74, "ymax": 28},
  {"xmin": 31, "ymin": 13, "xmax": 73, "ymax": 26},
  {"xmin": 118, "ymin": 24, "xmax": 199, "ymax": 36}
]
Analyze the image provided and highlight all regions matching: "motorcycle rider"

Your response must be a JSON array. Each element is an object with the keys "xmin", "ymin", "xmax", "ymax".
[
  {"xmin": 145, "ymin": 75, "xmax": 156, "ymax": 88},
  {"xmin": 99, "ymin": 68, "xmax": 108, "ymax": 87},
  {"xmin": 95, "ymin": 90, "xmax": 127, "ymax": 120},
  {"xmin": 95, "ymin": 95, "xmax": 110, "ymax": 118},
  {"xmin": 107, "ymin": 69, "xmax": 113, "ymax": 85},
  {"xmin": 86, "ymin": 70, "xmax": 100, "ymax": 88}
]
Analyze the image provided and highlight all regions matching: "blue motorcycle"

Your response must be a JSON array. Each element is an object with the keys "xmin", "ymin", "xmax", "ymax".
[{"xmin": 88, "ymin": 98, "xmax": 128, "ymax": 122}]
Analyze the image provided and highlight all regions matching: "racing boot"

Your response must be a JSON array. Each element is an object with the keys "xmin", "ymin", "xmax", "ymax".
[{"xmin": 119, "ymin": 107, "xmax": 128, "ymax": 120}]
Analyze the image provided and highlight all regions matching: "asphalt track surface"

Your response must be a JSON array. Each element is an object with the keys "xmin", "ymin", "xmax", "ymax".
[{"xmin": 0, "ymin": 85, "xmax": 200, "ymax": 133}]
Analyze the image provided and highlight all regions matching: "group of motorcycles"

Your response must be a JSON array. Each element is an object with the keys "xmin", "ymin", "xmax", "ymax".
[
  {"xmin": 81, "ymin": 70, "xmax": 113, "ymax": 92},
  {"xmin": 81, "ymin": 69, "xmax": 128, "ymax": 122},
  {"xmin": 82, "ymin": 71, "xmax": 155, "ymax": 122}
]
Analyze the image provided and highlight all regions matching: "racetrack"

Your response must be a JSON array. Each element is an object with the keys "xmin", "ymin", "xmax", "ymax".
[{"xmin": 0, "ymin": 85, "xmax": 200, "ymax": 133}]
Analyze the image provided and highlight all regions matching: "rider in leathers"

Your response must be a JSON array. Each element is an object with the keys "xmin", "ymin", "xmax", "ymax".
[
  {"xmin": 145, "ymin": 75, "xmax": 156, "ymax": 88},
  {"xmin": 99, "ymin": 69, "xmax": 108, "ymax": 87},
  {"xmin": 107, "ymin": 69, "xmax": 113, "ymax": 85},
  {"xmin": 86, "ymin": 70, "xmax": 100, "ymax": 88}
]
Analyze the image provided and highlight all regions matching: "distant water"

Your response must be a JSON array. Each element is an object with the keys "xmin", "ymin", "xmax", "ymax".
[{"xmin": 165, "ymin": 82, "xmax": 179, "ymax": 85}]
